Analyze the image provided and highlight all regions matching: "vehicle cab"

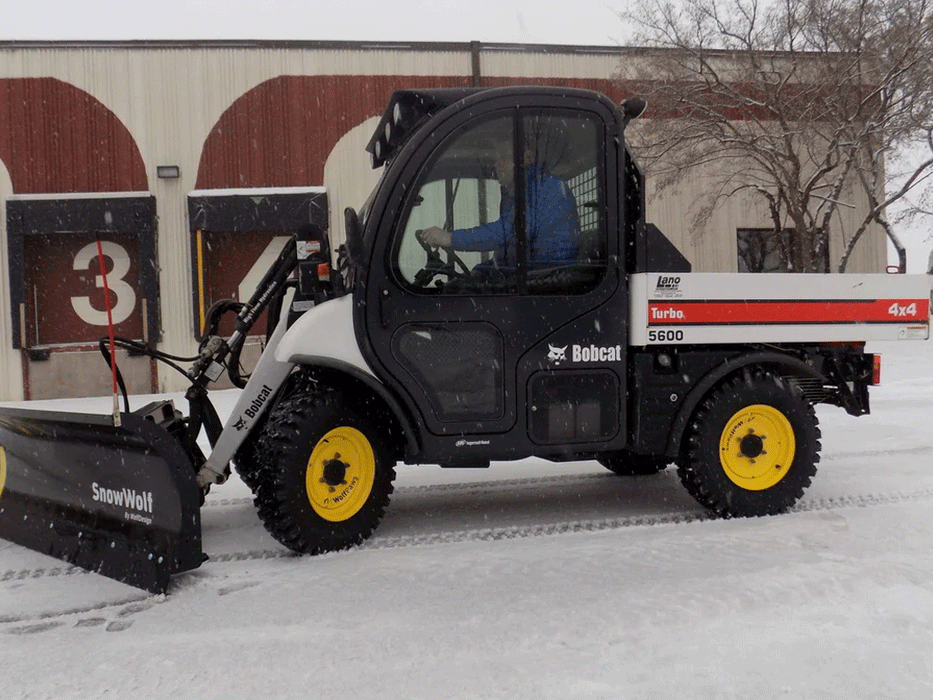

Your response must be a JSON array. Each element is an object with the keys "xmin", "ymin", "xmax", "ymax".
[{"xmin": 353, "ymin": 86, "xmax": 637, "ymax": 464}]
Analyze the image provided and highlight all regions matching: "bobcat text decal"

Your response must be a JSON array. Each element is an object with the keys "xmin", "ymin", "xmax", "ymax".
[
  {"xmin": 572, "ymin": 344, "xmax": 623, "ymax": 362},
  {"xmin": 243, "ymin": 384, "xmax": 273, "ymax": 419},
  {"xmin": 549, "ymin": 344, "xmax": 623, "ymax": 364}
]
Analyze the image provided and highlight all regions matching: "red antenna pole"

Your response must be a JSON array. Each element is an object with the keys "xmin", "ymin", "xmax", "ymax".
[{"xmin": 96, "ymin": 239, "xmax": 121, "ymax": 427}]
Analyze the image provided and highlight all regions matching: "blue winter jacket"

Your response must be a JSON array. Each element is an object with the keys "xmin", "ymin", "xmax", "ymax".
[{"xmin": 451, "ymin": 166, "xmax": 579, "ymax": 269}]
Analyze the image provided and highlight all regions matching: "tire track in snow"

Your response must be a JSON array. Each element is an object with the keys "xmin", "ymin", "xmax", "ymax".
[
  {"xmin": 200, "ymin": 441, "xmax": 933, "ymax": 511},
  {"xmin": 364, "ymin": 486, "xmax": 933, "ymax": 550},
  {"xmin": 0, "ymin": 473, "xmax": 625, "ymax": 587},
  {"xmin": 821, "ymin": 443, "xmax": 933, "ymax": 461},
  {"xmin": 0, "ymin": 594, "xmax": 151, "ymax": 625},
  {"xmin": 5, "ymin": 484, "xmax": 933, "ymax": 587},
  {"xmin": 200, "ymin": 472, "xmax": 626, "ymax": 510}
]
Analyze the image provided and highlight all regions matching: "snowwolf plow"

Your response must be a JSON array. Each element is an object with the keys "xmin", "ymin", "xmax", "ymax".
[
  {"xmin": 1, "ymin": 86, "xmax": 929, "ymax": 593},
  {"xmin": 0, "ymin": 407, "xmax": 202, "ymax": 593}
]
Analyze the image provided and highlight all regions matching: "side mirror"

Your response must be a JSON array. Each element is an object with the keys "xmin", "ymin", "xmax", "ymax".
[{"xmin": 621, "ymin": 97, "xmax": 647, "ymax": 123}]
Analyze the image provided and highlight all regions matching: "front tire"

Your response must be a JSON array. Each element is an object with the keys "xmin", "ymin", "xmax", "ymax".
[
  {"xmin": 678, "ymin": 370, "xmax": 820, "ymax": 517},
  {"xmin": 233, "ymin": 430, "xmax": 268, "ymax": 492},
  {"xmin": 254, "ymin": 389, "xmax": 396, "ymax": 554},
  {"xmin": 232, "ymin": 373, "xmax": 301, "ymax": 492}
]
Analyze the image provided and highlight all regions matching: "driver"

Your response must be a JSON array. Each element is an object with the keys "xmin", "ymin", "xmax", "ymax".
[{"xmin": 420, "ymin": 140, "xmax": 580, "ymax": 270}]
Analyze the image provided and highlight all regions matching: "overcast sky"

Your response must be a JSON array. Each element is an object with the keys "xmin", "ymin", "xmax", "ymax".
[{"xmin": 6, "ymin": 0, "xmax": 632, "ymax": 45}]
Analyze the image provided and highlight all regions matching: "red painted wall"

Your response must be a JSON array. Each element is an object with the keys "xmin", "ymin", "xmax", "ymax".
[
  {"xmin": 195, "ymin": 75, "xmax": 632, "ymax": 189},
  {"xmin": 0, "ymin": 77, "xmax": 147, "ymax": 193}
]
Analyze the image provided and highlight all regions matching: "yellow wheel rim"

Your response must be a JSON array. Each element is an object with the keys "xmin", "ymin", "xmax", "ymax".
[
  {"xmin": 719, "ymin": 404, "xmax": 795, "ymax": 491},
  {"xmin": 0, "ymin": 446, "xmax": 6, "ymax": 499},
  {"xmin": 305, "ymin": 427, "xmax": 375, "ymax": 522}
]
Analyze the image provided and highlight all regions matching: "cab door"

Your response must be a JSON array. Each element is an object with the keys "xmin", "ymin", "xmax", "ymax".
[{"xmin": 361, "ymin": 97, "xmax": 624, "ymax": 450}]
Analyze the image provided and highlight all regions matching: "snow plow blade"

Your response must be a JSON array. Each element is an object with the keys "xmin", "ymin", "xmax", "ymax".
[{"xmin": 0, "ymin": 407, "xmax": 203, "ymax": 594}]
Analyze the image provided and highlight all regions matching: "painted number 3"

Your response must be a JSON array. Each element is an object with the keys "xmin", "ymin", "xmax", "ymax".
[{"xmin": 71, "ymin": 242, "xmax": 137, "ymax": 326}]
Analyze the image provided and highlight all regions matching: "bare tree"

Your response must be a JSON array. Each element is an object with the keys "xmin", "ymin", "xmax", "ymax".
[{"xmin": 619, "ymin": 0, "xmax": 933, "ymax": 272}]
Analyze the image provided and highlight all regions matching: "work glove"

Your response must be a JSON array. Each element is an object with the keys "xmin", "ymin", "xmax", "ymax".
[{"xmin": 421, "ymin": 226, "xmax": 452, "ymax": 248}]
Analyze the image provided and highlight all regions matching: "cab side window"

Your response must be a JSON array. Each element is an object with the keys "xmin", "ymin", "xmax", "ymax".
[{"xmin": 522, "ymin": 113, "xmax": 606, "ymax": 294}]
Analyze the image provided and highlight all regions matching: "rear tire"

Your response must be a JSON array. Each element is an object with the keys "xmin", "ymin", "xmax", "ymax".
[
  {"xmin": 678, "ymin": 369, "xmax": 820, "ymax": 517},
  {"xmin": 599, "ymin": 451, "xmax": 669, "ymax": 476},
  {"xmin": 254, "ymin": 389, "xmax": 396, "ymax": 554}
]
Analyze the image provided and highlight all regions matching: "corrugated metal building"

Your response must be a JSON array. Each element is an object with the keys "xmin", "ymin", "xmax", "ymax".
[{"xmin": 0, "ymin": 40, "xmax": 885, "ymax": 401}]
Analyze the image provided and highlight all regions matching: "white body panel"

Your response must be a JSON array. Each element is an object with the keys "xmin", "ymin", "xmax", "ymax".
[
  {"xmin": 199, "ymin": 295, "xmax": 373, "ymax": 486},
  {"xmin": 629, "ymin": 273, "xmax": 931, "ymax": 346},
  {"xmin": 275, "ymin": 294, "xmax": 375, "ymax": 376}
]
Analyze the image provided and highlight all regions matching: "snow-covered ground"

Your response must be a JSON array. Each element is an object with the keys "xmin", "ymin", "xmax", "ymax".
[{"xmin": 3, "ymin": 340, "xmax": 933, "ymax": 699}]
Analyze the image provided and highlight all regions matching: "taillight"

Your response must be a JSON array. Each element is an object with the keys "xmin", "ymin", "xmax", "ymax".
[
  {"xmin": 872, "ymin": 354, "xmax": 881, "ymax": 385},
  {"xmin": 317, "ymin": 263, "xmax": 331, "ymax": 281}
]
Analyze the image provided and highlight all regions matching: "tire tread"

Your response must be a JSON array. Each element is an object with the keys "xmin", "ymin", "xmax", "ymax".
[
  {"xmin": 677, "ymin": 370, "xmax": 821, "ymax": 518},
  {"xmin": 254, "ymin": 387, "xmax": 396, "ymax": 554}
]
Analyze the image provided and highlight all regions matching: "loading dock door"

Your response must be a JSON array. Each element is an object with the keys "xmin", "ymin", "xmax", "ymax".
[
  {"xmin": 22, "ymin": 231, "xmax": 143, "ymax": 346},
  {"xmin": 188, "ymin": 188, "xmax": 329, "ymax": 340},
  {"xmin": 196, "ymin": 230, "xmax": 291, "ymax": 337},
  {"xmin": 6, "ymin": 195, "xmax": 159, "ymax": 399}
]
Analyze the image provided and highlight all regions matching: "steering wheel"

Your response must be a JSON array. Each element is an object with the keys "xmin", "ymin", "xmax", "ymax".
[{"xmin": 413, "ymin": 229, "xmax": 471, "ymax": 287}]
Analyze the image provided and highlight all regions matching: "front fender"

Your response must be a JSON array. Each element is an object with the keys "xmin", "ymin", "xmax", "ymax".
[
  {"xmin": 277, "ymin": 297, "xmax": 419, "ymax": 457},
  {"xmin": 664, "ymin": 351, "xmax": 826, "ymax": 458},
  {"xmin": 284, "ymin": 358, "xmax": 421, "ymax": 458},
  {"xmin": 275, "ymin": 295, "xmax": 375, "ymax": 377}
]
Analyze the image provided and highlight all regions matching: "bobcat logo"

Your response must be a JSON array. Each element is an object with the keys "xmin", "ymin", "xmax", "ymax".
[{"xmin": 547, "ymin": 344, "xmax": 568, "ymax": 365}]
